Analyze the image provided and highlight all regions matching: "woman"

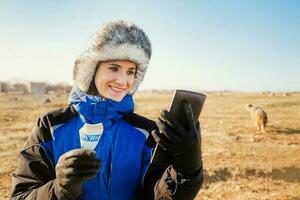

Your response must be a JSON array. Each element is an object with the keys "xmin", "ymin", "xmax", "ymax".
[{"xmin": 11, "ymin": 21, "xmax": 203, "ymax": 200}]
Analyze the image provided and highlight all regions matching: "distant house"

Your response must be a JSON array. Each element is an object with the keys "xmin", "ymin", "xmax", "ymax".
[
  {"xmin": 0, "ymin": 81, "xmax": 13, "ymax": 93},
  {"xmin": 12, "ymin": 83, "xmax": 28, "ymax": 94},
  {"xmin": 47, "ymin": 83, "xmax": 72, "ymax": 94},
  {"xmin": 26, "ymin": 81, "xmax": 47, "ymax": 95}
]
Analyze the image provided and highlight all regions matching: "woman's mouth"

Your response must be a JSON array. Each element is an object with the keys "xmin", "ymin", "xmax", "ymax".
[{"xmin": 109, "ymin": 85, "xmax": 126, "ymax": 93}]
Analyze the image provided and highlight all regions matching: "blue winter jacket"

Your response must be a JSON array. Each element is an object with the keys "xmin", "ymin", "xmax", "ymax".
[{"xmin": 47, "ymin": 87, "xmax": 152, "ymax": 199}]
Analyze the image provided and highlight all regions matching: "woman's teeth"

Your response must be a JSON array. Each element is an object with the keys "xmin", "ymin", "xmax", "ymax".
[{"xmin": 110, "ymin": 86, "xmax": 124, "ymax": 92}]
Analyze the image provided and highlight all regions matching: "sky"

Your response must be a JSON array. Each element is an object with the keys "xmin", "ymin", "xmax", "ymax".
[{"xmin": 0, "ymin": 0, "xmax": 299, "ymax": 92}]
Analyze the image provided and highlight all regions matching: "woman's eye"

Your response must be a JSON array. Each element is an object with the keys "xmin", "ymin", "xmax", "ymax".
[
  {"xmin": 127, "ymin": 70, "xmax": 135, "ymax": 76},
  {"xmin": 109, "ymin": 66, "xmax": 118, "ymax": 72}
]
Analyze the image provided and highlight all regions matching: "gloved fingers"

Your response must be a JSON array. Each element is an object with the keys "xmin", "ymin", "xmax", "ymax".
[
  {"xmin": 182, "ymin": 100, "xmax": 196, "ymax": 130},
  {"xmin": 160, "ymin": 110, "xmax": 186, "ymax": 136},
  {"xmin": 195, "ymin": 120, "xmax": 201, "ymax": 137},
  {"xmin": 74, "ymin": 173, "xmax": 98, "ymax": 181},
  {"xmin": 160, "ymin": 109, "xmax": 179, "ymax": 124},
  {"xmin": 156, "ymin": 118, "xmax": 180, "ymax": 143},
  {"xmin": 195, "ymin": 120, "xmax": 200, "ymax": 130},
  {"xmin": 66, "ymin": 169, "xmax": 100, "ymax": 178},
  {"xmin": 65, "ymin": 157, "xmax": 101, "ymax": 168},
  {"xmin": 59, "ymin": 172, "xmax": 98, "ymax": 186},
  {"xmin": 151, "ymin": 130, "xmax": 175, "ymax": 152},
  {"xmin": 59, "ymin": 166, "xmax": 100, "ymax": 179},
  {"xmin": 63, "ymin": 149, "xmax": 96, "ymax": 160}
]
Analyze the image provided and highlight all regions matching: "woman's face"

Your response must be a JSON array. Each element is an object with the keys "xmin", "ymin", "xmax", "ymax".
[{"xmin": 94, "ymin": 60, "xmax": 137, "ymax": 102}]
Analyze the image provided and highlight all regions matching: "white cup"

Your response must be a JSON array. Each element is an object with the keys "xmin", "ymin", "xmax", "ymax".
[{"xmin": 79, "ymin": 123, "xmax": 104, "ymax": 150}]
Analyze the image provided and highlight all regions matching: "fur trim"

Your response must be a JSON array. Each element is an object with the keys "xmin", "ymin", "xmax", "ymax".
[{"xmin": 73, "ymin": 20, "xmax": 151, "ymax": 94}]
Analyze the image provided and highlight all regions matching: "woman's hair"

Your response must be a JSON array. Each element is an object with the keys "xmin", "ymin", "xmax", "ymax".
[{"xmin": 87, "ymin": 62, "xmax": 101, "ymax": 96}]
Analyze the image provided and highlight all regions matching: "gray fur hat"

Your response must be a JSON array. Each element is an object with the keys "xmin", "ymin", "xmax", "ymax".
[{"xmin": 73, "ymin": 20, "xmax": 152, "ymax": 94}]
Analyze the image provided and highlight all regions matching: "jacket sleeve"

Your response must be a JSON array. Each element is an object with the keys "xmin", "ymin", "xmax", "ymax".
[
  {"xmin": 126, "ymin": 113, "xmax": 203, "ymax": 200},
  {"xmin": 137, "ymin": 147, "xmax": 203, "ymax": 200},
  {"xmin": 11, "ymin": 107, "xmax": 78, "ymax": 200},
  {"xmin": 150, "ymin": 164, "xmax": 203, "ymax": 199}
]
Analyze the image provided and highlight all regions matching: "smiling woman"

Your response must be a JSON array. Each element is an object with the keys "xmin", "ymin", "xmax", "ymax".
[{"xmin": 11, "ymin": 20, "xmax": 203, "ymax": 200}]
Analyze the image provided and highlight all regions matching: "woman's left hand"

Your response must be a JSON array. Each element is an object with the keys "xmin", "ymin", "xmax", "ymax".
[{"xmin": 152, "ymin": 100, "xmax": 202, "ymax": 178}]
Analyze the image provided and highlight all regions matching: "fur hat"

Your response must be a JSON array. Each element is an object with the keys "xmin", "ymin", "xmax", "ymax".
[{"xmin": 73, "ymin": 20, "xmax": 152, "ymax": 94}]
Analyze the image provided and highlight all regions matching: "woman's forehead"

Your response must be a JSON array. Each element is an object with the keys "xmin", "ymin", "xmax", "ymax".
[{"xmin": 102, "ymin": 60, "xmax": 137, "ymax": 69}]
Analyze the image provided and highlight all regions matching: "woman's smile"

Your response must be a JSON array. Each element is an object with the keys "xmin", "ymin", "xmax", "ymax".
[{"xmin": 109, "ymin": 85, "xmax": 127, "ymax": 92}]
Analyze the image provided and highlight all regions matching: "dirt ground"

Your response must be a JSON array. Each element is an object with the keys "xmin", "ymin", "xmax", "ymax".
[{"xmin": 0, "ymin": 92, "xmax": 299, "ymax": 200}]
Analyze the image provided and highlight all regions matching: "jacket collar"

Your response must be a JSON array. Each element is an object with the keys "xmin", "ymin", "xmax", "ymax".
[{"xmin": 68, "ymin": 86, "xmax": 134, "ymax": 124}]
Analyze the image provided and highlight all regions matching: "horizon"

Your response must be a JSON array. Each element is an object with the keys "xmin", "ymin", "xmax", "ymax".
[
  {"xmin": 0, "ymin": 78, "xmax": 298, "ymax": 93},
  {"xmin": 1, "ymin": 0, "xmax": 299, "ymax": 92}
]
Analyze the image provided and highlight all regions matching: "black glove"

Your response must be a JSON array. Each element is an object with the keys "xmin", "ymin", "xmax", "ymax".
[
  {"xmin": 153, "ymin": 100, "xmax": 202, "ymax": 178},
  {"xmin": 55, "ymin": 149, "xmax": 101, "ymax": 199}
]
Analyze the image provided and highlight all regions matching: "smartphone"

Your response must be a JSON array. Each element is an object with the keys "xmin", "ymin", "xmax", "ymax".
[
  {"xmin": 150, "ymin": 90, "xmax": 206, "ymax": 166},
  {"xmin": 169, "ymin": 90, "xmax": 206, "ymax": 125}
]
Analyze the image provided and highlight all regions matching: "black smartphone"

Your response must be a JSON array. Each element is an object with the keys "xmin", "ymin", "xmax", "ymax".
[
  {"xmin": 150, "ymin": 90, "xmax": 206, "ymax": 166},
  {"xmin": 169, "ymin": 90, "xmax": 206, "ymax": 125}
]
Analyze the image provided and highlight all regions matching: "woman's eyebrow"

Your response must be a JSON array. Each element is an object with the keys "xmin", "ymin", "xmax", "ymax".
[
  {"xmin": 109, "ymin": 64, "xmax": 121, "ymax": 68},
  {"xmin": 128, "ymin": 67, "xmax": 136, "ymax": 70},
  {"xmin": 110, "ymin": 64, "xmax": 136, "ymax": 70}
]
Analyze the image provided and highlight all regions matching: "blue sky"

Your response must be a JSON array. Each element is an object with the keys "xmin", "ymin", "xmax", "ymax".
[{"xmin": 0, "ymin": 0, "xmax": 299, "ymax": 91}]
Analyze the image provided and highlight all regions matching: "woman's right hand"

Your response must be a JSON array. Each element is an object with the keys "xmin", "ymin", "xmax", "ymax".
[{"xmin": 55, "ymin": 149, "xmax": 101, "ymax": 199}]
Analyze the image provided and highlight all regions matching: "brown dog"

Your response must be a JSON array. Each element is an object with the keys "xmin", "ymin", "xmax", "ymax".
[{"xmin": 245, "ymin": 104, "xmax": 268, "ymax": 133}]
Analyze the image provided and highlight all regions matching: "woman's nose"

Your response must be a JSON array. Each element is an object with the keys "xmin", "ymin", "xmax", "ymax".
[{"xmin": 115, "ymin": 73, "xmax": 127, "ymax": 85}]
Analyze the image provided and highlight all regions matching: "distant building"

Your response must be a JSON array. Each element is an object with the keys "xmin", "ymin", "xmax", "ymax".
[
  {"xmin": 0, "ymin": 81, "xmax": 13, "ymax": 93},
  {"xmin": 26, "ymin": 81, "xmax": 47, "ymax": 95},
  {"xmin": 47, "ymin": 83, "xmax": 72, "ymax": 94},
  {"xmin": 12, "ymin": 83, "xmax": 28, "ymax": 94}
]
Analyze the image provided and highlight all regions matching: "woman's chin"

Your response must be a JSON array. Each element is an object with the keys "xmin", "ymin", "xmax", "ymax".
[
  {"xmin": 110, "ymin": 96, "xmax": 123, "ymax": 102},
  {"xmin": 108, "ymin": 92, "xmax": 127, "ymax": 102}
]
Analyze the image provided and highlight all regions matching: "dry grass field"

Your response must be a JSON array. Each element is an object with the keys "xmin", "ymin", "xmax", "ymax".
[{"xmin": 0, "ymin": 92, "xmax": 300, "ymax": 200}]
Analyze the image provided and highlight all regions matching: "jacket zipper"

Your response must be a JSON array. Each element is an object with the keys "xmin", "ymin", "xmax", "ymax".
[
  {"xmin": 107, "ymin": 148, "xmax": 112, "ymax": 199},
  {"xmin": 108, "ymin": 163, "xmax": 112, "ymax": 192}
]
